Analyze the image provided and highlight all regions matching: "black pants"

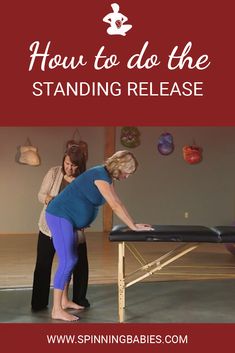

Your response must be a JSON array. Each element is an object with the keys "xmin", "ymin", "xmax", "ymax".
[{"xmin": 31, "ymin": 231, "xmax": 89, "ymax": 310}]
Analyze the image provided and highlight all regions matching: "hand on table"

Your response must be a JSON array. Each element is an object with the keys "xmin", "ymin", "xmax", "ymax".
[{"xmin": 133, "ymin": 223, "xmax": 154, "ymax": 231}]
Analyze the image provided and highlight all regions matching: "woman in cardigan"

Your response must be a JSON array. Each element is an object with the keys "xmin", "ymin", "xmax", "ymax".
[{"xmin": 31, "ymin": 143, "xmax": 90, "ymax": 311}]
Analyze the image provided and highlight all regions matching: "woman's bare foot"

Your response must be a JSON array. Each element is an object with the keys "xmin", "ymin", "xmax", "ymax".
[
  {"xmin": 62, "ymin": 300, "xmax": 84, "ymax": 310},
  {"xmin": 52, "ymin": 308, "xmax": 79, "ymax": 322}
]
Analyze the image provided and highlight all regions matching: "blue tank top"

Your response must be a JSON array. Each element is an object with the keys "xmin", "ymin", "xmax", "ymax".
[{"xmin": 46, "ymin": 165, "xmax": 112, "ymax": 228}]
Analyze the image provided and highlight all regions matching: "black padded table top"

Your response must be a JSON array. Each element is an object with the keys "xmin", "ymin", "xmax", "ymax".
[
  {"xmin": 109, "ymin": 224, "xmax": 235, "ymax": 322},
  {"xmin": 109, "ymin": 225, "xmax": 220, "ymax": 243},
  {"xmin": 212, "ymin": 226, "xmax": 235, "ymax": 243}
]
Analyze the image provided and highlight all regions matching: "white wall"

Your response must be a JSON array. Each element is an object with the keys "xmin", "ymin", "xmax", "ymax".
[
  {"xmin": 0, "ymin": 127, "xmax": 104, "ymax": 233},
  {"xmin": 1, "ymin": 126, "xmax": 235, "ymax": 234},
  {"xmin": 114, "ymin": 127, "xmax": 235, "ymax": 227}
]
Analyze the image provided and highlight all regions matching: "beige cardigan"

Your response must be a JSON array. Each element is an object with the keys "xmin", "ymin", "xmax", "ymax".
[{"xmin": 38, "ymin": 166, "xmax": 63, "ymax": 237}]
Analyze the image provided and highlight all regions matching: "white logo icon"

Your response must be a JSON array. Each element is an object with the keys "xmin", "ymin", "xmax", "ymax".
[{"xmin": 103, "ymin": 3, "xmax": 132, "ymax": 36}]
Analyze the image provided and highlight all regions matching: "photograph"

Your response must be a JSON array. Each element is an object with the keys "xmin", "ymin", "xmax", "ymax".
[
  {"xmin": 1, "ymin": 126, "xmax": 235, "ymax": 322},
  {"xmin": 1, "ymin": 1, "xmax": 234, "ymax": 353}
]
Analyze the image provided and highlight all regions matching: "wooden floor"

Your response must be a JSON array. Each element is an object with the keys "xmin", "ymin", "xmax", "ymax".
[{"xmin": 1, "ymin": 232, "xmax": 235, "ymax": 288}]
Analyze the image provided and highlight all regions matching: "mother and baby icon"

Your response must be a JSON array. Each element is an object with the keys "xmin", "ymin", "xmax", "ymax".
[{"xmin": 103, "ymin": 3, "xmax": 132, "ymax": 36}]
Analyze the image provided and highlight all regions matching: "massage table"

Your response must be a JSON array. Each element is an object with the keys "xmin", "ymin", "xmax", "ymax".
[{"xmin": 109, "ymin": 225, "xmax": 235, "ymax": 322}]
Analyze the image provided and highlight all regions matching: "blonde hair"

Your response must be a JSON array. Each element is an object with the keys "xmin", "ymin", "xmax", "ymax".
[{"xmin": 105, "ymin": 150, "xmax": 138, "ymax": 179}]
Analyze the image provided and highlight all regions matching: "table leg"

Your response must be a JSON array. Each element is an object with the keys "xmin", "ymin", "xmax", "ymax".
[{"xmin": 118, "ymin": 242, "xmax": 125, "ymax": 322}]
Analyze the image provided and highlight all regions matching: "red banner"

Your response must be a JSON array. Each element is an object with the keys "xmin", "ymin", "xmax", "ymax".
[
  {"xmin": 1, "ymin": 323, "xmax": 234, "ymax": 353},
  {"xmin": 1, "ymin": 0, "xmax": 234, "ymax": 126}
]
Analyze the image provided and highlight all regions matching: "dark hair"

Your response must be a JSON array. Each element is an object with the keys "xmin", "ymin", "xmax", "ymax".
[
  {"xmin": 62, "ymin": 145, "xmax": 86, "ymax": 177},
  {"xmin": 66, "ymin": 139, "xmax": 88, "ymax": 161}
]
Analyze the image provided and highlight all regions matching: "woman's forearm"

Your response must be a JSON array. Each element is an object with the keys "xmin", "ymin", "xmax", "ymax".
[
  {"xmin": 111, "ymin": 202, "xmax": 136, "ymax": 230},
  {"xmin": 38, "ymin": 169, "xmax": 54, "ymax": 203}
]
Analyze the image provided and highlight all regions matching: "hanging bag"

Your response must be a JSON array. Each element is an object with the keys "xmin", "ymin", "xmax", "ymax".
[
  {"xmin": 157, "ymin": 132, "xmax": 174, "ymax": 155},
  {"xmin": 120, "ymin": 126, "xmax": 141, "ymax": 148},
  {"xmin": 67, "ymin": 129, "xmax": 88, "ymax": 161},
  {"xmin": 183, "ymin": 144, "xmax": 202, "ymax": 164},
  {"xmin": 17, "ymin": 138, "xmax": 41, "ymax": 166}
]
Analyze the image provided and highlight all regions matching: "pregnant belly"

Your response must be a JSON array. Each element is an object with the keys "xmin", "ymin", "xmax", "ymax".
[{"xmin": 73, "ymin": 204, "xmax": 99, "ymax": 229}]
